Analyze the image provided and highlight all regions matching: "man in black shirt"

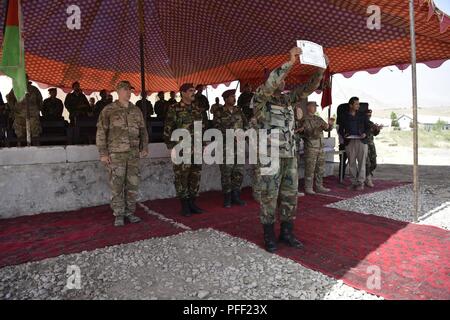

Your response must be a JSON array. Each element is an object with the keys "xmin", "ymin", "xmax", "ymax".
[{"xmin": 338, "ymin": 97, "xmax": 370, "ymax": 191}]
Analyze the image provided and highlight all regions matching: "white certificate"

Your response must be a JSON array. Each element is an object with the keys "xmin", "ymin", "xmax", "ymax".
[{"xmin": 296, "ymin": 40, "xmax": 326, "ymax": 69}]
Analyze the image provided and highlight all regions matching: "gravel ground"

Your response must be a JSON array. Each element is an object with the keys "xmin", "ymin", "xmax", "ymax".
[
  {"xmin": 328, "ymin": 183, "xmax": 450, "ymax": 230},
  {"xmin": 0, "ymin": 229, "xmax": 382, "ymax": 300}
]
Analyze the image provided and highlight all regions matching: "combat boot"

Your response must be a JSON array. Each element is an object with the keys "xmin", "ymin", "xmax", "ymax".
[
  {"xmin": 180, "ymin": 199, "xmax": 192, "ymax": 217},
  {"xmin": 188, "ymin": 197, "xmax": 204, "ymax": 214},
  {"xmin": 365, "ymin": 176, "xmax": 374, "ymax": 188},
  {"xmin": 114, "ymin": 216, "xmax": 125, "ymax": 227},
  {"xmin": 231, "ymin": 190, "xmax": 246, "ymax": 206},
  {"xmin": 126, "ymin": 214, "xmax": 141, "ymax": 224},
  {"xmin": 316, "ymin": 185, "xmax": 331, "ymax": 193},
  {"xmin": 223, "ymin": 193, "xmax": 232, "ymax": 208},
  {"xmin": 304, "ymin": 178, "xmax": 316, "ymax": 195},
  {"xmin": 279, "ymin": 221, "xmax": 304, "ymax": 249},
  {"xmin": 263, "ymin": 224, "xmax": 277, "ymax": 253}
]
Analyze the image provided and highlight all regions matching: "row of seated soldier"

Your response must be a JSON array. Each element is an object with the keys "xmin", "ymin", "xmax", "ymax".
[{"xmin": 0, "ymin": 81, "xmax": 256, "ymax": 147}]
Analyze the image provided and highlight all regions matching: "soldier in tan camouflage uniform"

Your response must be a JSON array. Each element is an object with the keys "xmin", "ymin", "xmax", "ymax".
[
  {"xmin": 365, "ymin": 109, "xmax": 382, "ymax": 188},
  {"xmin": 164, "ymin": 83, "xmax": 206, "ymax": 217},
  {"xmin": 96, "ymin": 80, "xmax": 149, "ymax": 227},
  {"xmin": 298, "ymin": 101, "xmax": 334, "ymax": 195},
  {"xmin": 213, "ymin": 89, "xmax": 248, "ymax": 208},
  {"xmin": 253, "ymin": 47, "xmax": 328, "ymax": 253},
  {"xmin": 6, "ymin": 77, "xmax": 43, "ymax": 146}
]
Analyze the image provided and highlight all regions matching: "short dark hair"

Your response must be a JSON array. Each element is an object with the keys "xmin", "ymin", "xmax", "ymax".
[
  {"xmin": 72, "ymin": 81, "xmax": 80, "ymax": 88},
  {"xmin": 158, "ymin": 91, "xmax": 164, "ymax": 96},
  {"xmin": 348, "ymin": 97, "xmax": 359, "ymax": 105}
]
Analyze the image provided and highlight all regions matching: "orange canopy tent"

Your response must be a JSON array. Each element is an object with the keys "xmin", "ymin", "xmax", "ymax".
[{"xmin": 1, "ymin": 0, "xmax": 449, "ymax": 94}]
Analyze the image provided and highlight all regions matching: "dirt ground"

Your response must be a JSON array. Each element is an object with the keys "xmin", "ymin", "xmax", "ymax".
[{"xmin": 333, "ymin": 163, "xmax": 450, "ymax": 185}]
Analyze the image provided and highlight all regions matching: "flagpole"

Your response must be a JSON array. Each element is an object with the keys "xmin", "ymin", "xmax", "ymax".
[
  {"xmin": 328, "ymin": 74, "xmax": 333, "ymax": 138},
  {"xmin": 138, "ymin": 0, "xmax": 147, "ymax": 123},
  {"xmin": 409, "ymin": 0, "xmax": 419, "ymax": 223},
  {"xmin": 25, "ymin": 91, "xmax": 31, "ymax": 146}
]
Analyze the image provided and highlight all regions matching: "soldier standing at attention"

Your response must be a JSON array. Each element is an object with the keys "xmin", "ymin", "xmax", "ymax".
[
  {"xmin": 214, "ymin": 89, "xmax": 248, "ymax": 208},
  {"xmin": 298, "ymin": 101, "xmax": 334, "ymax": 195},
  {"xmin": 6, "ymin": 75, "xmax": 43, "ymax": 146},
  {"xmin": 164, "ymin": 83, "xmax": 205, "ymax": 217},
  {"xmin": 253, "ymin": 47, "xmax": 328, "ymax": 253},
  {"xmin": 96, "ymin": 80, "xmax": 149, "ymax": 227},
  {"xmin": 237, "ymin": 83, "xmax": 254, "ymax": 121},
  {"xmin": 365, "ymin": 109, "xmax": 382, "ymax": 188},
  {"xmin": 64, "ymin": 81, "xmax": 90, "ymax": 125}
]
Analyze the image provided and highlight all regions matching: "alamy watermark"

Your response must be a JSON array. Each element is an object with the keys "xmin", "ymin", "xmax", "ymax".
[{"xmin": 170, "ymin": 124, "xmax": 281, "ymax": 175}]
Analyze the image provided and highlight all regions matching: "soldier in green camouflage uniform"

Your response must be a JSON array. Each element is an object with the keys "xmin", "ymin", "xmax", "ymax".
[
  {"xmin": 253, "ymin": 47, "xmax": 328, "ymax": 253},
  {"xmin": 213, "ymin": 89, "xmax": 248, "ymax": 208},
  {"xmin": 96, "ymin": 81, "xmax": 149, "ymax": 227},
  {"xmin": 6, "ymin": 79, "xmax": 43, "ymax": 146},
  {"xmin": 164, "ymin": 83, "xmax": 206, "ymax": 217},
  {"xmin": 298, "ymin": 101, "xmax": 334, "ymax": 195},
  {"xmin": 365, "ymin": 109, "xmax": 381, "ymax": 188}
]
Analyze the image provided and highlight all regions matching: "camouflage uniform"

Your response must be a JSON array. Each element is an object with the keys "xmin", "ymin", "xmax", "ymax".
[
  {"xmin": 214, "ymin": 105, "xmax": 248, "ymax": 193},
  {"xmin": 163, "ymin": 101, "xmax": 205, "ymax": 199},
  {"xmin": 253, "ymin": 61, "xmax": 325, "ymax": 224},
  {"xmin": 96, "ymin": 101, "xmax": 149, "ymax": 217},
  {"xmin": 299, "ymin": 114, "xmax": 332, "ymax": 192},
  {"xmin": 6, "ymin": 84, "xmax": 43, "ymax": 139},
  {"xmin": 366, "ymin": 120, "xmax": 380, "ymax": 178}
]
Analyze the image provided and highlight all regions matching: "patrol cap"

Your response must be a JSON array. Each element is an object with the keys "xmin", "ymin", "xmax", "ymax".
[
  {"xmin": 116, "ymin": 80, "xmax": 134, "ymax": 91},
  {"xmin": 179, "ymin": 83, "xmax": 195, "ymax": 92},
  {"xmin": 307, "ymin": 101, "xmax": 319, "ymax": 107},
  {"xmin": 222, "ymin": 89, "xmax": 236, "ymax": 100}
]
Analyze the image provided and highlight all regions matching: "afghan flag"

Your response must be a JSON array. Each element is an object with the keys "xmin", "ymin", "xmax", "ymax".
[
  {"xmin": 0, "ymin": 0, "xmax": 27, "ymax": 101},
  {"xmin": 320, "ymin": 66, "xmax": 332, "ymax": 109}
]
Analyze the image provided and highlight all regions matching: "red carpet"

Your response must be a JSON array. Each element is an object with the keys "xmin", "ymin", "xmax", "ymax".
[
  {"xmin": 143, "ymin": 178, "xmax": 450, "ymax": 300},
  {"xmin": 0, "ymin": 205, "xmax": 181, "ymax": 268},
  {"xmin": 1, "ymin": 177, "xmax": 449, "ymax": 300}
]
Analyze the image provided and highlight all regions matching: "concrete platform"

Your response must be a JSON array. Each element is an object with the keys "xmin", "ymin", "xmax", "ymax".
[{"xmin": 0, "ymin": 139, "xmax": 336, "ymax": 218}]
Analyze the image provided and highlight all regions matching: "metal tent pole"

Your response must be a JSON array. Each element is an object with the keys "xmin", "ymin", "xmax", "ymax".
[{"xmin": 409, "ymin": 0, "xmax": 419, "ymax": 223}]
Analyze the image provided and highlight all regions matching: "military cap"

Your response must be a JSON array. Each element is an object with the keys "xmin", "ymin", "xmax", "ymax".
[
  {"xmin": 116, "ymin": 80, "xmax": 134, "ymax": 91},
  {"xmin": 180, "ymin": 83, "xmax": 195, "ymax": 92},
  {"xmin": 222, "ymin": 89, "xmax": 236, "ymax": 100}
]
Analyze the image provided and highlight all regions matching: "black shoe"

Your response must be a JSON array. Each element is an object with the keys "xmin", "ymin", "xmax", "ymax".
[
  {"xmin": 188, "ymin": 197, "xmax": 204, "ymax": 214},
  {"xmin": 231, "ymin": 190, "xmax": 246, "ymax": 206},
  {"xmin": 180, "ymin": 199, "xmax": 192, "ymax": 217},
  {"xmin": 263, "ymin": 223, "xmax": 277, "ymax": 253},
  {"xmin": 279, "ymin": 221, "xmax": 304, "ymax": 249},
  {"xmin": 223, "ymin": 192, "xmax": 232, "ymax": 208}
]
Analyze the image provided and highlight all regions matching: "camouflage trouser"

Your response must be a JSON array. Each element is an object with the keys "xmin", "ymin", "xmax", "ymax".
[
  {"xmin": 13, "ymin": 117, "xmax": 41, "ymax": 139},
  {"xmin": 366, "ymin": 143, "xmax": 377, "ymax": 177},
  {"xmin": 304, "ymin": 147, "xmax": 325, "ymax": 188},
  {"xmin": 107, "ymin": 150, "xmax": 140, "ymax": 217},
  {"xmin": 173, "ymin": 163, "xmax": 202, "ymax": 199},
  {"xmin": 220, "ymin": 163, "xmax": 244, "ymax": 193},
  {"xmin": 255, "ymin": 157, "xmax": 299, "ymax": 225}
]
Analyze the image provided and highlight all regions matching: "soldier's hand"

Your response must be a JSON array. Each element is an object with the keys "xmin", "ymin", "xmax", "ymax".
[
  {"xmin": 295, "ymin": 127, "xmax": 305, "ymax": 133},
  {"xmin": 100, "ymin": 155, "xmax": 111, "ymax": 165},
  {"xmin": 289, "ymin": 47, "xmax": 302, "ymax": 64},
  {"xmin": 360, "ymin": 133, "xmax": 367, "ymax": 139},
  {"xmin": 140, "ymin": 150, "xmax": 149, "ymax": 159}
]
